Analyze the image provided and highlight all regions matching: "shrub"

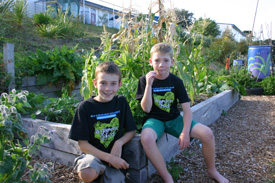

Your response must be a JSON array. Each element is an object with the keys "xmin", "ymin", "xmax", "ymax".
[
  {"xmin": 34, "ymin": 90, "xmax": 80, "ymax": 124},
  {"xmin": 16, "ymin": 45, "xmax": 84, "ymax": 95},
  {"xmin": 260, "ymin": 75, "xmax": 275, "ymax": 95},
  {"xmin": 37, "ymin": 8, "xmax": 83, "ymax": 39},
  {"xmin": 33, "ymin": 13, "xmax": 52, "ymax": 26},
  {"xmin": 11, "ymin": 0, "xmax": 28, "ymax": 27},
  {"xmin": 0, "ymin": 89, "xmax": 52, "ymax": 182}
]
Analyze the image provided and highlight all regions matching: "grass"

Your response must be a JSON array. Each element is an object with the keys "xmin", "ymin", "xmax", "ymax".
[{"xmin": 0, "ymin": 17, "xmax": 119, "ymax": 56}]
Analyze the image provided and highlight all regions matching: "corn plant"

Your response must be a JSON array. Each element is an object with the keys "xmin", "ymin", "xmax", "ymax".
[{"xmin": 80, "ymin": 1, "xmax": 221, "ymax": 127}]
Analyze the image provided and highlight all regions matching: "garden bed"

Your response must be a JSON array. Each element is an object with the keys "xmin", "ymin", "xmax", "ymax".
[{"xmin": 21, "ymin": 90, "xmax": 240, "ymax": 183}]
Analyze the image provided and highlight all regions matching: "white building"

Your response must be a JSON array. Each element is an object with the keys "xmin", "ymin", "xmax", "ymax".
[
  {"xmin": 25, "ymin": 0, "xmax": 121, "ymax": 29},
  {"xmin": 217, "ymin": 23, "xmax": 246, "ymax": 42}
]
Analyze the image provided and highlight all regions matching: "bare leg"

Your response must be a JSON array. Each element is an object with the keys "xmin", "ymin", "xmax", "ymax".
[
  {"xmin": 190, "ymin": 124, "xmax": 229, "ymax": 183},
  {"xmin": 141, "ymin": 128, "xmax": 174, "ymax": 183},
  {"xmin": 79, "ymin": 167, "xmax": 99, "ymax": 183}
]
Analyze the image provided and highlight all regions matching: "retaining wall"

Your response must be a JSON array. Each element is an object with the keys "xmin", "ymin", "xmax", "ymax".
[
  {"xmin": 22, "ymin": 90, "xmax": 240, "ymax": 183},
  {"xmin": 20, "ymin": 76, "xmax": 83, "ymax": 100}
]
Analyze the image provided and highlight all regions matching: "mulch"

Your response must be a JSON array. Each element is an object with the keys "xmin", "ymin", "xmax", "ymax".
[{"xmin": 148, "ymin": 95, "xmax": 275, "ymax": 183}]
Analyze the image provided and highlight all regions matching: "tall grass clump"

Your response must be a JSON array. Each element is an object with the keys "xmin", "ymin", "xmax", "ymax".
[
  {"xmin": 11, "ymin": 0, "xmax": 28, "ymax": 27},
  {"xmin": 36, "ymin": 7, "xmax": 83, "ymax": 39}
]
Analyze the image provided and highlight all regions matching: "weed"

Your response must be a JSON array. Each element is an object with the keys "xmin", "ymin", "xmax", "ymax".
[{"xmin": 167, "ymin": 157, "xmax": 183, "ymax": 181}]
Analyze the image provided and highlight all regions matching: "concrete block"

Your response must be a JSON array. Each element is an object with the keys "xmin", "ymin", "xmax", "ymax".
[
  {"xmin": 38, "ymin": 145, "xmax": 79, "ymax": 167},
  {"xmin": 122, "ymin": 135, "xmax": 146, "ymax": 170},
  {"xmin": 125, "ymin": 167, "xmax": 147, "ymax": 183},
  {"xmin": 22, "ymin": 118, "xmax": 81, "ymax": 155},
  {"xmin": 190, "ymin": 90, "xmax": 239, "ymax": 126}
]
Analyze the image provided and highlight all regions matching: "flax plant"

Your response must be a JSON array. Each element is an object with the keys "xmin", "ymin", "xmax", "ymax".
[
  {"xmin": 0, "ymin": 0, "xmax": 13, "ymax": 20},
  {"xmin": 11, "ymin": 0, "xmax": 27, "ymax": 27}
]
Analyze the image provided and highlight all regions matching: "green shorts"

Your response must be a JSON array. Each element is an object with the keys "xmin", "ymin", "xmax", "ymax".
[{"xmin": 142, "ymin": 115, "xmax": 198, "ymax": 141}]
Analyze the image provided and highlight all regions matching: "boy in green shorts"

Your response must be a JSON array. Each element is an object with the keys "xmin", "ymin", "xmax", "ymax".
[
  {"xmin": 136, "ymin": 43, "xmax": 229, "ymax": 183},
  {"xmin": 69, "ymin": 61, "xmax": 137, "ymax": 183}
]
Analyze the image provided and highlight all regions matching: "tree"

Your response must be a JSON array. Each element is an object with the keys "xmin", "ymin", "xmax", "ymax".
[
  {"xmin": 174, "ymin": 8, "xmax": 195, "ymax": 29},
  {"xmin": 192, "ymin": 17, "xmax": 221, "ymax": 38}
]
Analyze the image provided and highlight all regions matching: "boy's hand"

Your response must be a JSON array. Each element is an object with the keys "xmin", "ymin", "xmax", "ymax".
[
  {"xmin": 146, "ymin": 71, "xmax": 157, "ymax": 86},
  {"xmin": 108, "ymin": 155, "xmax": 129, "ymax": 169},
  {"xmin": 109, "ymin": 140, "xmax": 129, "ymax": 169},
  {"xmin": 110, "ymin": 140, "xmax": 123, "ymax": 158},
  {"xmin": 178, "ymin": 132, "xmax": 190, "ymax": 150}
]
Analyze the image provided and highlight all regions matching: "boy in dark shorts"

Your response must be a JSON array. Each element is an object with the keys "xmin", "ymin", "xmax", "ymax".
[
  {"xmin": 69, "ymin": 61, "xmax": 137, "ymax": 183},
  {"xmin": 136, "ymin": 43, "xmax": 229, "ymax": 183}
]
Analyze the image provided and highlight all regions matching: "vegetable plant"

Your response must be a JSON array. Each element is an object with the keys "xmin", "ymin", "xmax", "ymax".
[
  {"xmin": 260, "ymin": 75, "xmax": 275, "ymax": 95},
  {"xmin": 0, "ymin": 89, "xmax": 52, "ymax": 183},
  {"xmin": 16, "ymin": 45, "xmax": 84, "ymax": 95}
]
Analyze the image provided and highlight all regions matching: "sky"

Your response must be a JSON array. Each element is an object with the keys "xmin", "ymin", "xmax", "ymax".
[{"xmin": 89, "ymin": 0, "xmax": 274, "ymax": 40}]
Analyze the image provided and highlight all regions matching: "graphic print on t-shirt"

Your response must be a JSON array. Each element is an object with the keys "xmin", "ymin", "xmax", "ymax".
[
  {"xmin": 153, "ymin": 87, "xmax": 174, "ymax": 113},
  {"xmin": 93, "ymin": 111, "xmax": 120, "ymax": 148}
]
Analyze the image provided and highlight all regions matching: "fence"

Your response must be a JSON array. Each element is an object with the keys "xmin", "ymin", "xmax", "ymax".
[{"xmin": 1, "ymin": 43, "xmax": 15, "ymax": 93}]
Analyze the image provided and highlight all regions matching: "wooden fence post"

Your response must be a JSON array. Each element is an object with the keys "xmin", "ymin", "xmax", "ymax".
[{"xmin": 3, "ymin": 43, "xmax": 15, "ymax": 92}]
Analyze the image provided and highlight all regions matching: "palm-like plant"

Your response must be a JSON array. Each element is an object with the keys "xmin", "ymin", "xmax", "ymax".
[
  {"xmin": 0, "ymin": 0, "xmax": 13, "ymax": 20},
  {"xmin": 11, "ymin": 0, "xmax": 27, "ymax": 27}
]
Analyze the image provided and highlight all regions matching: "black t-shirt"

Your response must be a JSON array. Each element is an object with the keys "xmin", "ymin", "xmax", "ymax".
[
  {"xmin": 136, "ymin": 73, "xmax": 190, "ymax": 121},
  {"xmin": 68, "ymin": 95, "xmax": 137, "ymax": 153}
]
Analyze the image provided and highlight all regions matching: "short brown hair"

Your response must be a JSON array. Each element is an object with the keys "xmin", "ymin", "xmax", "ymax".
[
  {"xmin": 94, "ymin": 61, "xmax": 121, "ymax": 82},
  {"xmin": 150, "ymin": 43, "xmax": 173, "ymax": 59}
]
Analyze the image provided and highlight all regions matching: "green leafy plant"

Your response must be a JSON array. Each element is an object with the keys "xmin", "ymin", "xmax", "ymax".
[
  {"xmin": 0, "ymin": 89, "xmax": 52, "ymax": 183},
  {"xmin": 117, "ymin": 78, "xmax": 145, "ymax": 131},
  {"xmin": 11, "ymin": 0, "xmax": 27, "ymax": 27},
  {"xmin": 17, "ymin": 45, "xmax": 84, "ymax": 95},
  {"xmin": 167, "ymin": 157, "xmax": 183, "ymax": 181},
  {"xmin": 34, "ymin": 89, "xmax": 80, "ymax": 124},
  {"xmin": 33, "ymin": 12, "xmax": 52, "ymax": 26},
  {"xmin": 259, "ymin": 75, "xmax": 275, "ymax": 95}
]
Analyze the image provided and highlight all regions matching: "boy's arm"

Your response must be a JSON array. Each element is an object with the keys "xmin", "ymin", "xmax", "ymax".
[
  {"xmin": 78, "ymin": 140, "xmax": 129, "ymax": 169},
  {"xmin": 178, "ymin": 102, "xmax": 192, "ymax": 150},
  {"xmin": 141, "ymin": 71, "xmax": 157, "ymax": 113},
  {"xmin": 110, "ymin": 130, "xmax": 136, "ymax": 158}
]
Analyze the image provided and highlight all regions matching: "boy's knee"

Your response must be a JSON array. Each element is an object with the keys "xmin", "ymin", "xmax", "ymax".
[
  {"xmin": 79, "ymin": 167, "xmax": 98, "ymax": 183},
  {"xmin": 203, "ymin": 127, "xmax": 214, "ymax": 141},
  {"xmin": 140, "ymin": 129, "xmax": 157, "ymax": 147}
]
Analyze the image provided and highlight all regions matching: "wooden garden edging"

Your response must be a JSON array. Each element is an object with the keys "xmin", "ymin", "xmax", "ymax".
[{"xmin": 22, "ymin": 89, "xmax": 240, "ymax": 183}]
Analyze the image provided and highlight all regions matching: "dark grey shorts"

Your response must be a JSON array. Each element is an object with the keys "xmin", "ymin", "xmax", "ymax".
[{"xmin": 73, "ymin": 154, "xmax": 125, "ymax": 183}]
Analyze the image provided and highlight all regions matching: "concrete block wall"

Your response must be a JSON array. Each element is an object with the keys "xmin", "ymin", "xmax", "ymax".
[
  {"xmin": 20, "ymin": 76, "xmax": 83, "ymax": 100},
  {"xmin": 21, "ymin": 89, "xmax": 240, "ymax": 183}
]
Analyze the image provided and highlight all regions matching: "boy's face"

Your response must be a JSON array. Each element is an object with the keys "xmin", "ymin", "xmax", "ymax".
[
  {"xmin": 149, "ymin": 52, "xmax": 174, "ymax": 79},
  {"xmin": 93, "ymin": 72, "xmax": 121, "ymax": 102}
]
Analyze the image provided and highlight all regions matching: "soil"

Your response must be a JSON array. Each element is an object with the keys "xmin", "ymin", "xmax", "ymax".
[{"xmin": 22, "ymin": 95, "xmax": 275, "ymax": 183}]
